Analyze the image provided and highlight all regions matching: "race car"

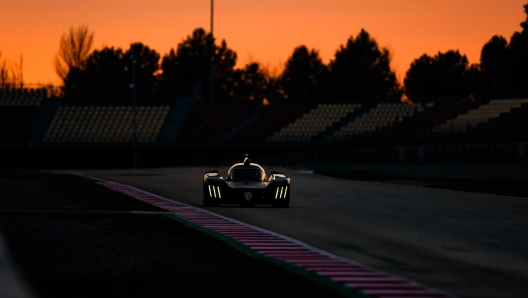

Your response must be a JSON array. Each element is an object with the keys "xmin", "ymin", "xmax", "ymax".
[{"xmin": 203, "ymin": 155, "xmax": 290, "ymax": 207}]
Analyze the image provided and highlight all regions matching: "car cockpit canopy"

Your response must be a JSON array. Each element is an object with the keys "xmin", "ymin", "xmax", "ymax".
[{"xmin": 226, "ymin": 154, "xmax": 267, "ymax": 182}]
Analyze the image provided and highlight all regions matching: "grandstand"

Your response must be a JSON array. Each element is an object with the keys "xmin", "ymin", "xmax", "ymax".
[
  {"xmin": 383, "ymin": 101, "xmax": 478, "ymax": 139},
  {"xmin": 476, "ymin": 101, "xmax": 528, "ymax": 136},
  {"xmin": 225, "ymin": 103, "xmax": 317, "ymax": 145},
  {"xmin": 268, "ymin": 103, "xmax": 360, "ymax": 142},
  {"xmin": 43, "ymin": 105, "xmax": 169, "ymax": 143},
  {"xmin": 432, "ymin": 99, "xmax": 528, "ymax": 134},
  {"xmin": 1, "ymin": 86, "xmax": 527, "ymax": 165},
  {"xmin": 329, "ymin": 102, "xmax": 423, "ymax": 141},
  {"xmin": 0, "ymin": 88, "xmax": 46, "ymax": 106},
  {"xmin": 178, "ymin": 104, "xmax": 258, "ymax": 144},
  {"xmin": 40, "ymin": 88, "xmax": 177, "ymax": 145}
]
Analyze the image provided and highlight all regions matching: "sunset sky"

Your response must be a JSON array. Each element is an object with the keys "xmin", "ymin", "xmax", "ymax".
[{"xmin": 1, "ymin": 0, "xmax": 526, "ymax": 86}]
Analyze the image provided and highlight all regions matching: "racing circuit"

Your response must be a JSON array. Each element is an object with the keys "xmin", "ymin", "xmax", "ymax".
[
  {"xmin": 63, "ymin": 165, "xmax": 528, "ymax": 298},
  {"xmin": 2, "ymin": 89, "xmax": 528, "ymax": 297},
  {"xmin": 3, "ymin": 3, "xmax": 528, "ymax": 296}
]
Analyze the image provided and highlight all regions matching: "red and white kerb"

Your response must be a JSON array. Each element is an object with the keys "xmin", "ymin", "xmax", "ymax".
[{"xmin": 99, "ymin": 181, "xmax": 453, "ymax": 298}]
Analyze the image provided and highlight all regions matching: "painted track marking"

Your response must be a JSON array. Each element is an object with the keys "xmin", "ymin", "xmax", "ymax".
[{"xmin": 98, "ymin": 180, "xmax": 454, "ymax": 298}]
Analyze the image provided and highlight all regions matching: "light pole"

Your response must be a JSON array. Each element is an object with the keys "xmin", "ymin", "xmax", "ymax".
[
  {"xmin": 209, "ymin": 0, "xmax": 214, "ymax": 107},
  {"xmin": 130, "ymin": 50, "xmax": 138, "ymax": 171}
]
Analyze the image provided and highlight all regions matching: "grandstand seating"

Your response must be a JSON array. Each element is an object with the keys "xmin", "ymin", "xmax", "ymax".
[
  {"xmin": 1, "ymin": 83, "xmax": 527, "ymax": 149},
  {"xmin": 477, "ymin": 102, "xmax": 528, "ymax": 134},
  {"xmin": 225, "ymin": 103, "xmax": 317, "ymax": 144},
  {"xmin": 385, "ymin": 101, "xmax": 477, "ymax": 136},
  {"xmin": 43, "ymin": 106, "xmax": 170, "ymax": 143},
  {"xmin": 60, "ymin": 88, "xmax": 175, "ymax": 106},
  {"xmin": 268, "ymin": 103, "xmax": 360, "ymax": 142},
  {"xmin": 329, "ymin": 103, "xmax": 423, "ymax": 140},
  {"xmin": 178, "ymin": 104, "xmax": 257, "ymax": 143},
  {"xmin": 0, "ymin": 88, "xmax": 46, "ymax": 106},
  {"xmin": 432, "ymin": 99, "xmax": 528, "ymax": 134},
  {"xmin": 42, "ymin": 88, "xmax": 176, "ymax": 144}
]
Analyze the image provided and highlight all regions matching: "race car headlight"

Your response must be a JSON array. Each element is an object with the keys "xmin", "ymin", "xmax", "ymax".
[
  {"xmin": 208, "ymin": 185, "xmax": 222, "ymax": 198},
  {"xmin": 275, "ymin": 186, "xmax": 288, "ymax": 199}
]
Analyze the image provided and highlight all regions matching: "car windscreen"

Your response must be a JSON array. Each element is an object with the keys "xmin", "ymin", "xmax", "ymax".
[{"xmin": 228, "ymin": 168, "xmax": 265, "ymax": 182}]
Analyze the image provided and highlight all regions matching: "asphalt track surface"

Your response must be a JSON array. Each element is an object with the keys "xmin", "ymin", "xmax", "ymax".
[{"xmin": 65, "ymin": 166, "xmax": 528, "ymax": 298}]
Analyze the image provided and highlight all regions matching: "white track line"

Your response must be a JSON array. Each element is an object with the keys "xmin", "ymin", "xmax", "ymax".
[{"xmin": 97, "ymin": 180, "xmax": 455, "ymax": 298}]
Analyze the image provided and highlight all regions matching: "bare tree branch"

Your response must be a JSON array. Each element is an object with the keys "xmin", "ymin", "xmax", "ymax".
[
  {"xmin": 0, "ymin": 51, "xmax": 24, "ymax": 89},
  {"xmin": 54, "ymin": 24, "xmax": 94, "ymax": 86}
]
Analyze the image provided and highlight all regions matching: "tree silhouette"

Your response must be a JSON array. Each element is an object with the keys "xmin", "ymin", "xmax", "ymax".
[
  {"xmin": 82, "ymin": 47, "xmax": 127, "ymax": 87},
  {"xmin": 480, "ymin": 35, "xmax": 511, "ymax": 96},
  {"xmin": 523, "ymin": 3, "xmax": 528, "ymax": 31},
  {"xmin": 330, "ymin": 29, "xmax": 400, "ymax": 102},
  {"xmin": 0, "ymin": 52, "xmax": 9, "ymax": 88},
  {"xmin": 213, "ymin": 39, "xmax": 238, "ymax": 101},
  {"xmin": 404, "ymin": 54, "xmax": 434, "ymax": 102},
  {"xmin": 508, "ymin": 3, "xmax": 528, "ymax": 95},
  {"xmin": 124, "ymin": 43, "xmax": 160, "ymax": 88},
  {"xmin": 235, "ymin": 62, "xmax": 269, "ymax": 103},
  {"xmin": 0, "ymin": 52, "xmax": 23, "ymax": 89},
  {"xmin": 54, "ymin": 24, "xmax": 94, "ymax": 89},
  {"xmin": 466, "ymin": 63, "xmax": 485, "ymax": 98},
  {"xmin": 279, "ymin": 45, "xmax": 329, "ymax": 100},
  {"xmin": 160, "ymin": 28, "xmax": 238, "ymax": 99},
  {"xmin": 404, "ymin": 50, "xmax": 470, "ymax": 103}
]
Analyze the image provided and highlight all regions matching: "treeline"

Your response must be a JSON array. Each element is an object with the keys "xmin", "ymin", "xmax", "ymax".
[
  {"xmin": 405, "ymin": 10, "xmax": 528, "ymax": 104},
  {"xmin": 0, "ymin": 52, "xmax": 23, "ymax": 89},
  {"xmin": 55, "ymin": 4, "xmax": 528, "ymax": 104}
]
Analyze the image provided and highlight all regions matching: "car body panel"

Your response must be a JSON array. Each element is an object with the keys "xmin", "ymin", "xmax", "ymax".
[{"xmin": 225, "ymin": 182, "xmax": 268, "ymax": 189}]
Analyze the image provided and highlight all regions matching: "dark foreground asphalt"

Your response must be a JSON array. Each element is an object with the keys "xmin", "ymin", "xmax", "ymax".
[
  {"xmin": 71, "ymin": 165, "xmax": 528, "ymax": 298},
  {"xmin": 0, "ymin": 170, "xmax": 343, "ymax": 298}
]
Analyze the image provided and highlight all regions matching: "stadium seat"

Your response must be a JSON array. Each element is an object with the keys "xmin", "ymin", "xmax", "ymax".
[
  {"xmin": 329, "ymin": 102, "xmax": 423, "ymax": 140},
  {"xmin": 43, "ymin": 88, "xmax": 175, "ymax": 144},
  {"xmin": 432, "ymin": 99, "xmax": 528, "ymax": 134},
  {"xmin": 268, "ymin": 103, "xmax": 360, "ymax": 142}
]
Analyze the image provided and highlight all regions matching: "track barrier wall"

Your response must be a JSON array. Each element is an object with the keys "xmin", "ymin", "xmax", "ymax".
[
  {"xmin": 257, "ymin": 142, "xmax": 527, "ymax": 166},
  {"xmin": 1, "ymin": 141, "xmax": 526, "ymax": 169}
]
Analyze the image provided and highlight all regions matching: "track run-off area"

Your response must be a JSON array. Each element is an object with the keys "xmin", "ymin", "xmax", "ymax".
[{"xmin": 65, "ymin": 166, "xmax": 528, "ymax": 298}]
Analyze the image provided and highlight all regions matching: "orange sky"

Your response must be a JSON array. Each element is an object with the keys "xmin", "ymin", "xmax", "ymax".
[{"xmin": 1, "ymin": 0, "xmax": 526, "ymax": 86}]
